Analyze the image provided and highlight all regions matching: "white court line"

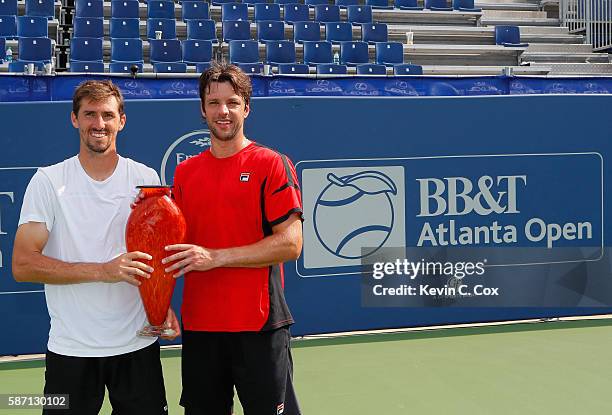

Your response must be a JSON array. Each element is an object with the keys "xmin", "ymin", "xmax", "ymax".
[{"xmin": 0, "ymin": 290, "xmax": 44, "ymax": 295}]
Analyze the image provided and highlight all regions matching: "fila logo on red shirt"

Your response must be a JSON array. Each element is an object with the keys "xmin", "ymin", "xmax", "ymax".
[{"xmin": 240, "ymin": 173, "xmax": 251, "ymax": 182}]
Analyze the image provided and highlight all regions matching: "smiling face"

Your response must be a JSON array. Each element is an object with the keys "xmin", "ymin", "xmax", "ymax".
[
  {"xmin": 201, "ymin": 81, "xmax": 250, "ymax": 143},
  {"xmin": 71, "ymin": 96, "xmax": 126, "ymax": 155}
]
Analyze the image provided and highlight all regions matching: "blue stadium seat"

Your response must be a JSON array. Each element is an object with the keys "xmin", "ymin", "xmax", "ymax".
[
  {"xmin": 74, "ymin": 0, "xmax": 104, "ymax": 18},
  {"xmin": 147, "ymin": 1, "xmax": 175, "ymax": 19},
  {"xmin": 293, "ymin": 21, "xmax": 320, "ymax": 43},
  {"xmin": 229, "ymin": 39, "xmax": 260, "ymax": 63},
  {"xmin": 109, "ymin": 62, "xmax": 143, "ymax": 73},
  {"xmin": 0, "ymin": 0, "xmax": 17, "ymax": 16},
  {"xmin": 394, "ymin": 0, "xmax": 423, "ymax": 10},
  {"xmin": 71, "ymin": 37, "xmax": 103, "ymax": 62},
  {"xmin": 222, "ymin": 20, "xmax": 251, "ymax": 42},
  {"xmin": 0, "ymin": 37, "xmax": 3, "ymax": 56},
  {"xmin": 314, "ymin": 5, "xmax": 340, "ymax": 23},
  {"xmin": 182, "ymin": 39, "xmax": 213, "ymax": 65},
  {"xmin": 0, "ymin": 15, "xmax": 16, "ymax": 39},
  {"xmin": 8, "ymin": 60, "xmax": 45, "ymax": 72},
  {"xmin": 244, "ymin": 0, "xmax": 267, "ymax": 4},
  {"xmin": 237, "ymin": 62, "xmax": 263, "ymax": 74},
  {"xmin": 111, "ymin": 0, "xmax": 139, "ymax": 18},
  {"xmin": 70, "ymin": 61, "xmax": 104, "ymax": 72},
  {"xmin": 305, "ymin": 0, "xmax": 328, "ymax": 5},
  {"xmin": 316, "ymin": 63, "xmax": 347, "ymax": 74},
  {"xmin": 266, "ymin": 40, "xmax": 296, "ymax": 64},
  {"xmin": 26, "ymin": 0, "xmax": 55, "ymax": 19},
  {"xmin": 109, "ymin": 18, "xmax": 140, "ymax": 39},
  {"xmin": 147, "ymin": 18, "xmax": 177, "ymax": 39},
  {"xmin": 18, "ymin": 16, "xmax": 48, "ymax": 40},
  {"xmin": 495, "ymin": 25, "xmax": 528, "ymax": 47},
  {"xmin": 274, "ymin": 0, "xmax": 296, "ymax": 4},
  {"xmin": 196, "ymin": 62, "xmax": 211, "ymax": 72},
  {"xmin": 394, "ymin": 63, "xmax": 423, "ymax": 75},
  {"xmin": 346, "ymin": 5, "xmax": 372, "ymax": 25},
  {"xmin": 452, "ymin": 0, "xmax": 481, "ymax": 11},
  {"xmin": 222, "ymin": 3, "xmax": 248, "ymax": 21},
  {"xmin": 257, "ymin": 20, "xmax": 284, "ymax": 42},
  {"xmin": 325, "ymin": 22, "xmax": 352, "ymax": 43},
  {"xmin": 375, "ymin": 41, "xmax": 403, "ymax": 65},
  {"xmin": 254, "ymin": 4, "xmax": 281, "ymax": 21},
  {"xmin": 153, "ymin": 62, "xmax": 188, "ymax": 73},
  {"xmin": 340, "ymin": 40, "xmax": 368, "ymax": 65},
  {"xmin": 366, "ymin": 0, "xmax": 393, "ymax": 9},
  {"xmin": 425, "ymin": 0, "xmax": 452, "ymax": 10},
  {"xmin": 284, "ymin": 4, "xmax": 309, "ymax": 24},
  {"xmin": 18, "ymin": 36, "xmax": 52, "ymax": 62},
  {"xmin": 356, "ymin": 63, "xmax": 386, "ymax": 75},
  {"xmin": 149, "ymin": 38, "xmax": 182, "ymax": 63},
  {"xmin": 278, "ymin": 63, "xmax": 309, "ymax": 74},
  {"xmin": 361, "ymin": 23, "xmax": 387, "ymax": 43},
  {"xmin": 303, "ymin": 40, "xmax": 332, "ymax": 64},
  {"xmin": 182, "ymin": 1, "xmax": 210, "ymax": 21},
  {"xmin": 187, "ymin": 19, "xmax": 218, "ymax": 43},
  {"xmin": 111, "ymin": 38, "xmax": 143, "ymax": 63},
  {"xmin": 335, "ymin": 0, "xmax": 358, "ymax": 7},
  {"xmin": 72, "ymin": 17, "xmax": 103, "ymax": 38},
  {"xmin": 211, "ymin": 0, "xmax": 238, "ymax": 5}
]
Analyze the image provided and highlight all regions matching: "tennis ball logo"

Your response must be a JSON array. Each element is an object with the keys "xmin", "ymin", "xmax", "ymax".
[{"xmin": 313, "ymin": 170, "xmax": 398, "ymax": 259}]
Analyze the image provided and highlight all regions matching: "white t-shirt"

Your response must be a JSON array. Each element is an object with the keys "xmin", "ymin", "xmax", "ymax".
[{"xmin": 19, "ymin": 155, "xmax": 160, "ymax": 357}]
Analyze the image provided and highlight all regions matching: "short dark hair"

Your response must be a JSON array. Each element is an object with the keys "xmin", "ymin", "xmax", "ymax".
[
  {"xmin": 72, "ymin": 80, "xmax": 125, "ymax": 116},
  {"xmin": 199, "ymin": 61, "xmax": 252, "ymax": 109}
]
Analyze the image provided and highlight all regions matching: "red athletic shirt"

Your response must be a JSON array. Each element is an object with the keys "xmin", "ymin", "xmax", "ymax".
[{"xmin": 173, "ymin": 142, "xmax": 302, "ymax": 332}]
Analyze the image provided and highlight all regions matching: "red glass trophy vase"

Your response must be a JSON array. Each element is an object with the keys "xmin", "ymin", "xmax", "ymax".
[{"xmin": 126, "ymin": 186, "xmax": 186, "ymax": 337}]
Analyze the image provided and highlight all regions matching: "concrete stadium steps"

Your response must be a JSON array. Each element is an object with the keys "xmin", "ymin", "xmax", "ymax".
[
  {"xmin": 545, "ymin": 62, "xmax": 612, "ymax": 75},
  {"xmin": 480, "ymin": 9, "xmax": 560, "ymax": 26},
  {"xmin": 475, "ymin": 0, "xmax": 541, "ymax": 12},
  {"xmin": 520, "ymin": 51, "xmax": 610, "ymax": 63},
  {"xmin": 422, "ymin": 64, "xmax": 550, "ymax": 74}
]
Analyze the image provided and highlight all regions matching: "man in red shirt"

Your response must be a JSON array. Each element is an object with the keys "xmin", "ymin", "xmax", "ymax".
[{"xmin": 163, "ymin": 63, "xmax": 303, "ymax": 414}]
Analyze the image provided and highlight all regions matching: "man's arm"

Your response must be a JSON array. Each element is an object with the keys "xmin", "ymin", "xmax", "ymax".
[
  {"xmin": 12, "ymin": 222, "xmax": 154, "ymax": 286},
  {"xmin": 163, "ymin": 213, "xmax": 303, "ymax": 278}
]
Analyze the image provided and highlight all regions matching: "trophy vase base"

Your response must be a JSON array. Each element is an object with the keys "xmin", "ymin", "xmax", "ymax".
[{"xmin": 137, "ymin": 325, "xmax": 176, "ymax": 338}]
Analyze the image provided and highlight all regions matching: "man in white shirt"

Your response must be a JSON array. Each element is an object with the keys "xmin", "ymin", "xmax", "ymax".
[{"xmin": 12, "ymin": 80, "xmax": 178, "ymax": 415}]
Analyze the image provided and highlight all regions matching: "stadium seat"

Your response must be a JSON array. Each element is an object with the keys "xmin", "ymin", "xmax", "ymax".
[
  {"xmin": 0, "ymin": 0, "xmax": 17, "ymax": 16},
  {"xmin": 196, "ymin": 62, "xmax": 211, "ymax": 72},
  {"xmin": 346, "ymin": 5, "xmax": 372, "ymax": 25},
  {"xmin": 147, "ymin": 18, "xmax": 177, "ymax": 39},
  {"xmin": 222, "ymin": 20, "xmax": 251, "ymax": 42},
  {"xmin": 70, "ymin": 37, "xmax": 103, "ymax": 62},
  {"xmin": 303, "ymin": 40, "xmax": 332, "ymax": 64},
  {"xmin": 111, "ymin": 0, "xmax": 139, "ymax": 19},
  {"xmin": 340, "ymin": 40, "xmax": 368, "ymax": 65},
  {"xmin": 109, "ymin": 62, "xmax": 143, "ymax": 73},
  {"xmin": 293, "ymin": 21, "xmax": 320, "ymax": 43},
  {"xmin": 335, "ymin": 0, "xmax": 359, "ymax": 7},
  {"xmin": 211, "ymin": 0, "xmax": 237, "ymax": 5},
  {"xmin": 0, "ymin": 37, "xmax": 3, "ymax": 56},
  {"xmin": 244, "ymin": 0, "xmax": 267, "ymax": 4},
  {"xmin": 25, "ymin": 0, "xmax": 55, "ymax": 19},
  {"xmin": 394, "ymin": 63, "xmax": 423, "ymax": 75},
  {"xmin": 257, "ymin": 20, "xmax": 284, "ymax": 42},
  {"xmin": 153, "ymin": 62, "xmax": 187, "ymax": 73},
  {"xmin": 74, "ymin": 0, "xmax": 104, "ymax": 18},
  {"xmin": 274, "ymin": 0, "xmax": 296, "ymax": 4},
  {"xmin": 72, "ymin": 17, "xmax": 103, "ymax": 38},
  {"xmin": 182, "ymin": 39, "xmax": 213, "ymax": 66},
  {"xmin": 0, "ymin": 15, "xmax": 17, "ymax": 39},
  {"xmin": 366, "ymin": 0, "xmax": 393, "ymax": 9},
  {"xmin": 361, "ymin": 23, "xmax": 388, "ymax": 44},
  {"xmin": 182, "ymin": 1, "xmax": 210, "ymax": 21},
  {"xmin": 394, "ymin": 0, "xmax": 423, "ymax": 10},
  {"xmin": 149, "ymin": 38, "xmax": 182, "ymax": 63},
  {"xmin": 70, "ymin": 61, "xmax": 104, "ymax": 72},
  {"xmin": 495, "ymin": 25, "xmax": 528, "ymax": 47},
  {"xmin": 278, "ymin": 63, "xmax": 309, "ymax": 74},
  {"xmin": 237, "ymin": 62, "xmax": 263, "ymax": 74},
  {"xmin": 325, "ymin": 22, "xmax": 352, "ymax": 43},
  {"xmin": 147, "ymin": 1, "xmax": 175, "ymax": 19},
  {"xmin": 266, "ymin": 40, "xmax": 296, "ymax": 65},
  {"xmin": 187, "ymin": 19, "xmax": 218, "ymax": 43},
  {"xmin": 111, "ymin": 38, "xmax": 143, "ymax": 63},
  {"xmin": 8, "ymin": 60, "xmax": 45, "ymax": 72},
  {"xmin": 316, "ymin": 63, "xmax": 347, "ymax": 74},
  {"xmin": 229, "ymin": 39, "xmax": 260, "ymax": 63},
  {"xmin": 222, "ymin": 3, "xmax": 248, "ymax": 21},
  {"xmin": 356, "ymin": 63, "xmax": 386, "ymax": 75},
  {"xmin": 305, "ymin": 0, "xmax": 328, "ymax": 5},
  {"xmin": 376, "ymin": 41, "xmax": 403, "ymax": 65},
  {"xmin": 425, "ymin": 0, "xmax": 452, "ymax": 11},
  {"xmin": 452, "ymin": 0, "xmax": 481, "ymax": 11},
  {"xmin": 284, "ymin": 4, "xmax": 309, "ymax": 24},
  {"xmin": 314, "ymin": 5, "xmax": 340, "ymax": 23},
  {"xmin": 18, "ymin": 36, "xmax": 52, "ymax": 62},
  {"xmin": 109, "ymin": 18, "xmax": 140, "ymax": 39},
  {"xmin": 254, "ymin": 4, "xmax": 281, "ymax": 21}
]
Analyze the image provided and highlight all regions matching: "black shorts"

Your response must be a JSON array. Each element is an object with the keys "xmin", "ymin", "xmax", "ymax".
[
  {"xmin": 43, "ymin": 341, "xmax": 168, "ymax": 415},
  {"xmin": 180, "ymin": 326, "xmax": 301, "ymax": 415}
]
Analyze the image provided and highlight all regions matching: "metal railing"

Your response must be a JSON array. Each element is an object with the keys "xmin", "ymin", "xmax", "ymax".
[{"xmin": 560, "ymin": 0, "xmax": 612, "ymax": 51}]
